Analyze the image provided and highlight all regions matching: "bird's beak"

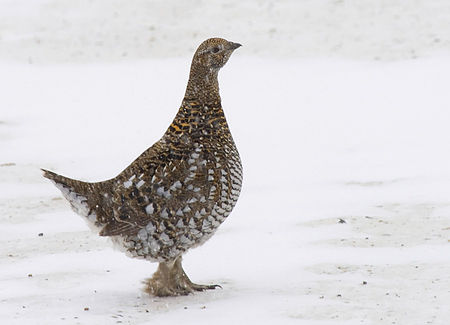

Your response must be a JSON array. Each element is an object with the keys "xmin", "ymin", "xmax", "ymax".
[{"xmin": 228, "ymin": 42, "xmax": 242, "ymax": 50}]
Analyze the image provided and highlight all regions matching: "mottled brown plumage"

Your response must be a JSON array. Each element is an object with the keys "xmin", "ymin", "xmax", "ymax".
[{"xmin": 42, "ymin": 38, "xmax": 242, "ymax": 296}]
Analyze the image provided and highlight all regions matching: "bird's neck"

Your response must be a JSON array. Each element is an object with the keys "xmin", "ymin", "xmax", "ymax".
[
  {"xmin": 183, "ymin": 64, "xmax": 221, "ymax": 107},
  {"xmin": 165, "ymin": 63, "xmax": 228, "ymax": 138}
]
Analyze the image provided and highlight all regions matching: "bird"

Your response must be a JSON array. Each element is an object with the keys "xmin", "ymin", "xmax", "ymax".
[{"xmin": 42, "ymin": 38, "xmax": 243, "ymax": 297}]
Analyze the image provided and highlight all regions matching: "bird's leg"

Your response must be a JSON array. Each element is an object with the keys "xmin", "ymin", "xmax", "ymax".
[
  {"xmin": 144, "ymin": 259, "xmax": 178, "ymax": 297},
  {"xmin": 144, "ymin": 256, "xmax": 221, "ymax": 297},
  {"xmin": 173, "ymin": 256, "xmax": 222, "ymax": 292}
]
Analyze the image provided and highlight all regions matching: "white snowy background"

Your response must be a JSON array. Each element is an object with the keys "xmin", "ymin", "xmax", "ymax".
[{"xmin": 1, "ymin": 1, "xmax": 450, "ymax": 324}]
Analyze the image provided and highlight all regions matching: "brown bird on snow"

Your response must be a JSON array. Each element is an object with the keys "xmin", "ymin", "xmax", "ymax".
[{"xmin": 42, "ymin": 38, "xmax": 243, "ymax": 297}]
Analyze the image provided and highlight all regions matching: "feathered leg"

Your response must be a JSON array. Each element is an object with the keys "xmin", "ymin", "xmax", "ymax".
[{"xmin": 144, "ymin": 256, "xmax": 221, "ymax": 297}]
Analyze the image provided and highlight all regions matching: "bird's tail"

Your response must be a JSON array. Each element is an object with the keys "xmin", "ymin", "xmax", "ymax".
[{"xmin": 41, "ymin": 168, "xmax": 98, "ymax": 222}]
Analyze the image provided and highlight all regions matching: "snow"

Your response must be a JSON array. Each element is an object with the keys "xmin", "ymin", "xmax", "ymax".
[
  {"xmin": 1, "ymin": 1, "xmax": 450, "ymax": 325},
  {"xmin": 1, "ymin": 0, "xmax": 450, "ymax": 62}
]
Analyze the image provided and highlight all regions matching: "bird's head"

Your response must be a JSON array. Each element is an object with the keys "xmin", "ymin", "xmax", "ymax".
[{"xmin": 192, "ymin": 38, "xmax": 242, "ymax": 72}]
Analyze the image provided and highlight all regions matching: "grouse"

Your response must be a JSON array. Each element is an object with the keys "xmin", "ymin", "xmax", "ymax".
[{"xmin": 42, "ymin": 38, "xmax": 242, "ymax": 297}]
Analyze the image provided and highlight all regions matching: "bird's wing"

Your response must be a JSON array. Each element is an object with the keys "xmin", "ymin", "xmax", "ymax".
[{"xmin": 99, "ymin": 139, "xmax": 216, "ymax": 237}]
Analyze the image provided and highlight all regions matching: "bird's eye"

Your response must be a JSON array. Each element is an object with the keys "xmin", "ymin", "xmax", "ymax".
[{"xmin": 211, "ymin": 46, "xmax": 220, "ymax": 53}]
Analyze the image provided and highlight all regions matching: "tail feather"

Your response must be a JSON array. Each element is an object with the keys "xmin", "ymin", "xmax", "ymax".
[{"xmin": 42, "ymin": 168, "xmax": 97, "ymax": 220}]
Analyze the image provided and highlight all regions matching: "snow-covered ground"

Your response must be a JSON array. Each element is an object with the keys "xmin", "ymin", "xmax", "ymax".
[
  {"xmin": 1, "ymin": 57, "xmax": 450, "ymax": 325},
  {"xmin": 1, "ymin": 0, "xmax": 450, "ymax": 62},
  {"xmin": 1, "ymin": 1, "xmax": 450, "ymax": 325}
]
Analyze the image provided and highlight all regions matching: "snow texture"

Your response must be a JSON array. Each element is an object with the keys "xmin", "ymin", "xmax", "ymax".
[
  {"xmin": 1, "ymin": 1, "xmax": 450, "ymax": 325},
  {"xmin": 1, "ymin": 0, "xmax": 450, "ymax": 63}
]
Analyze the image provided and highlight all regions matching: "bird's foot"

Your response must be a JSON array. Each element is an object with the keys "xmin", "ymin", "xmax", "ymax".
[
  {"xmin": 143, "ymin": 256, "xmax": 221, "ymax": 297},
  {"xmin": 190, "ymin": 283, "xmax": 222, "ymax": 291},
  {"xmin": 144, "ymin": 277, "xmax": 220, "ymax": 297}
]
